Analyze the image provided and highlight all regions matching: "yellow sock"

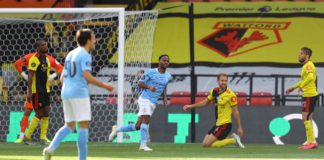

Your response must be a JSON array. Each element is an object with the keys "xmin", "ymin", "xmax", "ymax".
[
  {"xmin": 26, "ymin": 117, "xmax": 40, "ymax": 139},
  {"xmin": 309, "ymin": 121, "xmax": 316, "ymax": 143},
  {"xmin": 304, "ymin": 120, "xmax": 311, "ymax": 144},
  {"xmin": 304, "ymin": 120, "xmax": 315, "ymax": 144},
  {"xmin": 40, "ymin": 117, "xmax": 49, "ymax": 140},
  {"xmin": 211, "ymin": 138, "xmax": 235, "ymax": 148}
]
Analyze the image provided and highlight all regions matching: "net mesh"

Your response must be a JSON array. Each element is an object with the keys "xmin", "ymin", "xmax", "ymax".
[{"xmin": 0, "ymin": 10, "xmax": 158, "ymax": 142}]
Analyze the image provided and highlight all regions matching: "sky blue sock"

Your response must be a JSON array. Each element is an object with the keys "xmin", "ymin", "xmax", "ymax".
[
  {"xmin": 49, "ymin": 125, "xmax": 73, "ymax": 152},
  {"xmin": 140, "ymin": 123, "xmax": 148, "ymax": 145},
  {"xmin": 117, "ymin": 124, "xmax": 136, "ymax": 132},
  {"xmin": 77, "ymin": 128, "xmax": 88, "ymax": 160}
]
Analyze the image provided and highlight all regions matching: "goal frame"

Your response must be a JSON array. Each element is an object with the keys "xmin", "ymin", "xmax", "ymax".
[{"xmin": 0, "ymin": 8, "xmax": 125, "ymax": 142}]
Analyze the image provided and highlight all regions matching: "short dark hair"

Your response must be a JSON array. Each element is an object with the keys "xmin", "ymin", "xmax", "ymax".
[
  {"xmin": 35, "ymin": 39, "xmax": 46, "ymax": 48},
  {"xmin": 76, "ymin": 29, "xmax": 93, "ymax": 46},
  {"xmin": 217, "ymin": 73, "xmax": 228, "ymax": 80},
  {"xmin": 159, "ymin": 54, "xmax": 169, "ymax": 61},
  {"xmin": 301, "ymin": 47, "xmax": 312, "ymax": 58}
]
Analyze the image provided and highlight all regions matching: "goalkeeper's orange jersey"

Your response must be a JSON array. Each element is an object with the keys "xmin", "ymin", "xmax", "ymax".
[
  {"xmin": 207, "ymin": 88, "xmax": 238, "ymax": 126},
  {"xmin": 28, "ymin": 53, "xmax": 63, "ymax": 93},
  {"xmin": 293, "ymin": 60, "xmax": 318, "ymax": 97}
]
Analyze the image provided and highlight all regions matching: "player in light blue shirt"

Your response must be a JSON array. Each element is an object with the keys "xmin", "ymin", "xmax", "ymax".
[
  {"xmin": 43, "ymin": 29, "xmax": 114, "ymax": 160},
  {"xmin": 139, "ymin": 68, "xmax": 172, "ymax": 105},
  {"xmin": 109, "ymin": 55, "xmax": 172, "ymax": 151},
  {"xmin": 61, "ymin": 47, "xmax": 92, "ymax": 99}
]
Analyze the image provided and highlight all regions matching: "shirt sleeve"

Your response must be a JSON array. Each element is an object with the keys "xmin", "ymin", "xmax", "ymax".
[
  {"xmin": 207, "ymin": 89, "xmax": 214, "ymax": 101},
  {"xmin": 14, "ymin": 54, "xmax": 30, "ymax": 73},
  {"xmin": 28, "ymin": 57, "xmax": 39, "ymax": 71},
  {"xmin": 81, "ymin": 54, "xmax": 92, "ymax": 71},
  {"xmin": 292, "ymin": 81, "xmax": 302, "ymax": 89},
  {"xmin": 230, "ymin": 94, "xmax": 238, "ymax": 107},
  {"xmin": 168, "ymin": 74, "xmax": 173, "ymax": 82},
  {"xmin": 14, "ymin": 58, "xmax": 24, "ymax": 73},
  {"xmin": 139, "ymin": 70, "xmax": 151, "ymax": 84},
  {"xmin": 294, "ymin": 64, "xmax": 315, "ymax": 89},
  {"xmin": 305, "ymin": 64, "xmax": 314, "ymax": 73},
  {"xmin": 300, "ymin": 72, "xmax": 315, "ymax": 88},
  {"xmin": 48, "ymin": 55, "xmax": 63, "ymax": 74}
]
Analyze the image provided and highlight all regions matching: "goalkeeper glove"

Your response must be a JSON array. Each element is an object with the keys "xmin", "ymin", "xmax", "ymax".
[
  {"xmin": 49, "ymin": 73, "xmax": 58, "ymax": 81},
  {"xmin": 20, "ymin": 72, "xmax": 28, "ymax": 81},
  {"xmin": 21, "ymin": 72, "xmax": 57, "ymax": 81}
]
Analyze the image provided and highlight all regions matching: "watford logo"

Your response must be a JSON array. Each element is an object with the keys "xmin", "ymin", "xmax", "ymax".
[{"xmin": 197, "ymin": 22, "xmax": 290, "ymax": 57}]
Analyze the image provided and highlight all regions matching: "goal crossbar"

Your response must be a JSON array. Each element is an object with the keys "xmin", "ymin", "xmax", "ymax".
[{"xmin": 0, "ymin": 8, "xmax": 125, "ymax": 14}]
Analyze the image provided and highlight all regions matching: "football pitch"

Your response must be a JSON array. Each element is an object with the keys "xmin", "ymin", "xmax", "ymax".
[{"xmin": 0, "ymin": 142, "xmax": 323, "ymax": 160}]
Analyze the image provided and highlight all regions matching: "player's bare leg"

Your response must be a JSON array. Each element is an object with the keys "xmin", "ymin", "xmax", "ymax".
[
  {"xmin": 135, "ymin": 116, "xmax": 144, "ymax": 129},
  {"xmin": 202, "ymin": 134, "xmax": 217, "ymax": 147}
]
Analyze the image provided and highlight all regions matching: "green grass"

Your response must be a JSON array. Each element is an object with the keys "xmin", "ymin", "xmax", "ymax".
[{"xmin": 0, "ymin": 142, "xmax": 323, "ymax": 160}]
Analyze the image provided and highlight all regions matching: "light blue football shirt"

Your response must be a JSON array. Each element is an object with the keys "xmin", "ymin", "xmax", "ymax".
[
  {"xmin": 61, "ymin": 47, "xmax": 92, "ymax": 99},
  {"xmin": 139, "ymin": 68, "xmax": 172, "ymax": 105}
]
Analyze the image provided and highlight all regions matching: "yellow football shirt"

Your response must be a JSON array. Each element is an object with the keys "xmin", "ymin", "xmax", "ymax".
[
  {"xmin": 28, "ymin": 53, "xmax": 51, "ymax": 93},
  {"xmin": 207, "ymin": 88, "xmax": 238, "ymax": 126},
  {"xmin": 293, "ymin": 61, "xmax": 318, "ymax": 97}
]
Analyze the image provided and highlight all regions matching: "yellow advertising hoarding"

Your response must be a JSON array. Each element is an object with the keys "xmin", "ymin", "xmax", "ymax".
[{"xmin": 152, "ymin": 2, "xmax": 324, "ymax": 65}]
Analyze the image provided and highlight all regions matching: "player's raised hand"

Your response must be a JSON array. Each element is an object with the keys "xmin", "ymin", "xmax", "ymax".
[
  {"xmin": 285, "ymin": 87, "xmax": 294, "ymax": 95},
  {"xmin": 183, "ymin": 105, "xmax": 191, "ymax": 111}
]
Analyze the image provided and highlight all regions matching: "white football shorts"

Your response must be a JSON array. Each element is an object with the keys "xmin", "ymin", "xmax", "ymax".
[
  {"xmin": 62, "ymin": 97, "xmax": 91, "ymax": 122},
  {"xmin": 137, "ymin": 96, "xmax": 156, "ymax": 116}
]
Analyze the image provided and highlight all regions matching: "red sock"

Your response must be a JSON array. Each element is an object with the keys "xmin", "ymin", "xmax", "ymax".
[{"xmin": 20, "ymin": 116, "xmax": 29, "ymax": 133}]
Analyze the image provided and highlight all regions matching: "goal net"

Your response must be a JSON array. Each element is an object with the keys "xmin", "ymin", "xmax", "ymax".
[{"xmin": 0, "ymin": 8, "xmax": 158, "ymax": 143}]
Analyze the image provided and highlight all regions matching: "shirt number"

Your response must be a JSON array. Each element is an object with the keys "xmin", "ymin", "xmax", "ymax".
[{"xmin": 64, "ymin": 61, "xmax": 77, "ymax": 78}]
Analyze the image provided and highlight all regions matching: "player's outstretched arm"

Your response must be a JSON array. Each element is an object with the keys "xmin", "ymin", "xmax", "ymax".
[
  {"xmin": 232, "ymin": 106, "xmax": 243, "ymax": 137},
  {"xmin": 285, "ymin": 87, "xmax": 295, "ymax": 95},
  {"xmin": 286, "ymin": 80, "xmax": 303, "ymax": 95},
  {"xmin": 83, "ymin": 70, "xmax": 114, "ymax": 91},
  {"xmin": 183, "ymin": 99, "xmax": 210, "ymax": 111}
]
